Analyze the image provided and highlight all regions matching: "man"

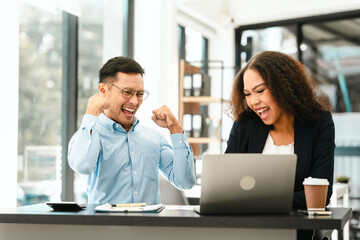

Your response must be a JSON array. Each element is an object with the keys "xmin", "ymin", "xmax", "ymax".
[{"xmin": 68, "ymin": 56, "xmax": 196, "ymax": 205}]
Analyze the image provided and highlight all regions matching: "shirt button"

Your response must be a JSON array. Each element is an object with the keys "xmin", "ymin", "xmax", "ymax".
[
  {"xmin": 116, "ymin": 124, "xmax": 119, "ymax": 128},
  {"xmin": 131, "ymin": 152, "xmax": 134, "ymax": 155},
  {"xmin": 134, "ymin": 191, "xmax": 138, "ymax": 195},
  {"xmin": 111, "ymin": 129, "xmax": 114, "ymax": 132},
  {"xmin": 179, "ymin": 141, "xmax": 183, "ymax": 144},
  {"xmin": 133, "ymin": 171, "xmax": 137, "ymax": 175}
]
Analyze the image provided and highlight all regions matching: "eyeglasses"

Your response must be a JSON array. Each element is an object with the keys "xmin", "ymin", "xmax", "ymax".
[{"xmin": 106, "ymin": 82, "xmax": 149, "ymax": 101}]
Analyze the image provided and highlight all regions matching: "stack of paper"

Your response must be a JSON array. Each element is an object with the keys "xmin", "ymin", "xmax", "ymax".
[{"xmin": 95, "ymin": 203, "xmax": 164, "ymax": 213}]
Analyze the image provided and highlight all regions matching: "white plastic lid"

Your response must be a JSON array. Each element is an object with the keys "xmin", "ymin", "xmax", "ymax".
[{"xmin": 303, "ymin": 177, "xmax": 329, "ymax": 185}]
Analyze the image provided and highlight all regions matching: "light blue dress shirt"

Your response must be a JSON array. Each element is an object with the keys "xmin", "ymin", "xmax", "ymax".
[{"xmin": 68, "ymin": 113, "xmax": 196, "ymax": 205}]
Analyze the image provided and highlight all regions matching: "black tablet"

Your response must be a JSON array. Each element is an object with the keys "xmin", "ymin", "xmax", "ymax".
[{"xmin": 46, "ymin": 202, "xmax": 86, "ymax": 211}]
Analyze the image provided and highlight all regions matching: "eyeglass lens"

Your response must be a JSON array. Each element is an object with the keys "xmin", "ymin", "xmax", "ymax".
[
  {"xmin": 122, "ymin": 88, "xmax": 149, "ymax": 100},
  {"xmin": 106, "ymin": 82, "xmax": 149, "ymax": 100}
]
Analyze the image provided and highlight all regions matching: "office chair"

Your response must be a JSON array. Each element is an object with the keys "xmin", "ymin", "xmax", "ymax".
[{"xmin": 159, "ymin": 174, "xmax": 189, "ymax": 205}]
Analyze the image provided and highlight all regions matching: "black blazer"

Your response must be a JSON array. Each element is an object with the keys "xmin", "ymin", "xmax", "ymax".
[{"xmin": 225, "ymin": 111, "xmax": 335, "ymax": 209}]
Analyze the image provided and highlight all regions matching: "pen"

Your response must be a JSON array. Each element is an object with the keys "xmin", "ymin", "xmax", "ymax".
[{"xmin": 106, "ymin": 203, "xmax": 146, "ymax": 208}]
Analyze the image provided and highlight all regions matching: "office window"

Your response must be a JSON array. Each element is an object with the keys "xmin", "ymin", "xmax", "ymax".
[
  {"xmin": 75, "ymin": 0, "xmax": 129, "ymax": 203},
  {"xmin": 18, "ymin": 1, "xmax": 63, "ymax": 205},
  {"xmin": 183, "ymin": 26, "xmax": 208, "ymax": 62},
  {"xmin": 302, "ymin": 19, "xmax": 360, "ymax": 113},
  {"xmin": 239, "ymin": 26, "xmax": 297, "ymax": 68},
  {"xmin": 178, "ymin": 25, "xmax": 185, "ymax": 60}
]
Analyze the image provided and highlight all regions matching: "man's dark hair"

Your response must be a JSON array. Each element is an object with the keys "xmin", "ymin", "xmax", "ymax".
[{"xmin": 99, "ymin": 56, "xmax": 145, "ymax": 83}]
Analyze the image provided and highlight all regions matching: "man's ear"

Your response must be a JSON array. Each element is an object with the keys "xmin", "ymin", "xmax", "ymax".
[{"xmin": 98, "ymin": 83, "xmax": 107, "ymax": 95}]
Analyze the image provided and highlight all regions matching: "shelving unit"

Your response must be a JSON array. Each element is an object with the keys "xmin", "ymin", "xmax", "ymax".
[{"xmin": 179, "ymin": 59, "xmax": 224, "ymax": 157}]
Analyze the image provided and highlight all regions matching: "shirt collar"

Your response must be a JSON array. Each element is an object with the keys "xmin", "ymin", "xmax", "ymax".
[{"xmin": 99, "ymin": 113, "xmax": 139, "ymax": 132}]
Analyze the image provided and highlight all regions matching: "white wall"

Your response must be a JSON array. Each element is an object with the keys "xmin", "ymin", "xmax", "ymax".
[
  {"xmin": 0, "ymin": 0, "xmax": 19, "ymax": 208},
  {"xmin": 134, "ymin": 0, "xmax": 179, "ymax": 131}
]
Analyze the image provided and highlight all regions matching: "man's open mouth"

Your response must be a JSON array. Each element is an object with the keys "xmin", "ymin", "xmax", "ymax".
[{"xmin": 122, "ymin": 107, "xmax": 135, "ymax": 115}]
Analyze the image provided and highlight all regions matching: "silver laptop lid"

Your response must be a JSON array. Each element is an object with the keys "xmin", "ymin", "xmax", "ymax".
[{"xmin": 199, "ymin": 153, "xmax": 297, "ymax": 214}]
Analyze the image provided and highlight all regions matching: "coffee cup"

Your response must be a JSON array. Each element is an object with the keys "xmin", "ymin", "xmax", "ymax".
[{"xmin": 303, "ymin": 177, "xmax": 329, "ymax": 211}]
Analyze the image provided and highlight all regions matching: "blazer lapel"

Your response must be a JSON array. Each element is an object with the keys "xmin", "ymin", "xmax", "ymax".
[
  {"xmin": 294, "ymin": 120, "xmax": 312, "ymax": 182},
  {"xmin": 249, "ymin": 121, "xmax": 270, "ymax": 153}
]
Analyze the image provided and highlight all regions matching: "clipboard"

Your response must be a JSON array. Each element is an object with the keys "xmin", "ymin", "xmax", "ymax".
[{"xmin": 95, "ymin": 203, "xmax": 164, "ymax": 213}]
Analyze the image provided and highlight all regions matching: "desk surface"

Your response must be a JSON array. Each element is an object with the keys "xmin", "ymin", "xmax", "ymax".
[{"xmin": 0, "ymin": 204, "xmax": 351, "ymax": 231}]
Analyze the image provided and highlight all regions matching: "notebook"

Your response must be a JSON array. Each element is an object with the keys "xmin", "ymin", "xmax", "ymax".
[
  {"xmin": 95, "ymin": 203, "xmax": 164, "ymax": 213},
  {"xmin": 195, "ymin": 153, "xmax": 297, "ymax": 214}
]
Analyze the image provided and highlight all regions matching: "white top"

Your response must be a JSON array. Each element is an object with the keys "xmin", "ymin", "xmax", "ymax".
[
  {"xmin": 262, "ymin": 133, "xmax": 294, "ymax": 154},
  {"xmin": 303, "ymin": 177, "xmax": 329, "ymax": 185}
]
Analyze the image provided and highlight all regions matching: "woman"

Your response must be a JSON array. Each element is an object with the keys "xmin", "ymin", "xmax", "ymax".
[{"xmin": 226, "ymin": 51, "xmax": 335, "ymax": 210}]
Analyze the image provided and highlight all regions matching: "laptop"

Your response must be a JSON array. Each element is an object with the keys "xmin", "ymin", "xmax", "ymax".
[{"xmin": 195, "ymin": 153, "xmax": 297, "ymax": 214}]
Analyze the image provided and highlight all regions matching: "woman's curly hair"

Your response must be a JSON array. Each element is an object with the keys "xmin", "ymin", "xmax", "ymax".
[{"xmin": 229, "ymin": 51, "xmax": 326, "ymax": 123}]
